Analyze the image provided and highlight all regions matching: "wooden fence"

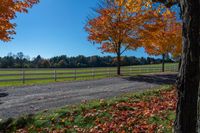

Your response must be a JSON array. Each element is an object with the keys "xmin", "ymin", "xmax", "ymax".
[{"xmin": 0, "ymin": 64, "xmax": 178, "ymax": 84}]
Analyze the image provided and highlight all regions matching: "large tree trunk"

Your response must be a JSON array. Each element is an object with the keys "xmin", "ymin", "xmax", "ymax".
[
  {"xmin": 162, "ymin": 54, "xmax": 165, "ymax": 72},
  {"xmin": 175, "ymin": 0, "xmax": 200, "ymax": 132}
]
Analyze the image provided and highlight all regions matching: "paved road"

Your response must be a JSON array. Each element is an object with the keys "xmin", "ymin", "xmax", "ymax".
[{"xmin": 0, "ymin": 73, "xmax": 176, "ymax": 120}]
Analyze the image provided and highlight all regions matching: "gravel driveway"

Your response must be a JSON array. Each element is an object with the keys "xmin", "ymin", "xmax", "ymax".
[{"xmin": 0, "ymin": 73, "xmax": 176, "ymax": 120}]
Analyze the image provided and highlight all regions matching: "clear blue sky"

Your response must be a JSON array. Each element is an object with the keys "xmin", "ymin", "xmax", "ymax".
[{"xmin": 0, "ymin": 0, "xmax": 151, "ymax": 58}]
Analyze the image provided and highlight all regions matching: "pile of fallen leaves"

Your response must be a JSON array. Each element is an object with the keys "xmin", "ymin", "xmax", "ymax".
[
  {"xmin": 14, "ymin": 87, "xmax": 177, "ymax": 133},
  {"xmin": 85, "ymin": 88, "xmax": 176, "ymax": 133}
]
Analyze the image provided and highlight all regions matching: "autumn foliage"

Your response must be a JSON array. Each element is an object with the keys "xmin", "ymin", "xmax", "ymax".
[
  {"xmin": 0, "ymin": 0, "xmax": 39, "ymax": 42},
  {"xmin": 139, "ymin": 8, "xmax": 182, "ymax": 58}
]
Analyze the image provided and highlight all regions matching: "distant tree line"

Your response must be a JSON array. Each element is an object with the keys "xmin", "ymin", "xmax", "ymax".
[{"xmin": 0, "ymin": 52, "xmax": 175, "ymax": 68}]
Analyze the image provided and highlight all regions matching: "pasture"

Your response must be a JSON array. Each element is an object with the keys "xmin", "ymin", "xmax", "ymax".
[{"xmin": 0, "ymin": 63, "xmax": 178, "ymax": 87}]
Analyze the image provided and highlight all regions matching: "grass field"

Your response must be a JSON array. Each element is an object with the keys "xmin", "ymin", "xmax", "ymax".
[
  {"xmin": 0, "ymin": 63, "xmax": 178, "ymax": 87},
  {"xmin": 0, "ymin": 85, "xmax": 176, "ymax": 133}
]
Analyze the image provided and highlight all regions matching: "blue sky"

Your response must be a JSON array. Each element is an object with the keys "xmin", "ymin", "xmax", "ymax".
[{"xmin": 0, "ymin": 0, "xmax": 151, "ymax": 58}]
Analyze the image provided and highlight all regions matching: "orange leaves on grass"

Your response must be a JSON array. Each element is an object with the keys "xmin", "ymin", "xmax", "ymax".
[
  {"xmin": 87, "ymin": 88, "xmax": 177, "ymax": 133},
  {"xmin": 16, "ymin": 88, "xmax": 177, "ymax": 133}
]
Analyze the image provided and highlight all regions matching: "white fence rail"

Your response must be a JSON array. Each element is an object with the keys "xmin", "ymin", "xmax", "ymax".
[{"xmin": 0, "ymin": 64, "xmax": 178, "ymax": 84}]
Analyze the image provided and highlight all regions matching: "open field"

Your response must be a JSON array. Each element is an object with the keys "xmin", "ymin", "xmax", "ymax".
[
  {"xmin": 0, "ymin": 63, "xmax": 178, "ymax": 87},
  {"xmin": 0, "ymin": 85, "xmax": 176, "ymax": 133}
]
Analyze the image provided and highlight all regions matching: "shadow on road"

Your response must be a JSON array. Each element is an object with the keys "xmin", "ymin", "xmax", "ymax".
[
  {"xmin": 0, "ymin": 93, "xmax": 8, "ymax": 98},
  {"xmin": 0, "ymin": 93, "xmax": 8, "ymax": 105},
  {"xmin": 123, "ymin": 73, "xmax": 177, "ymax": 85}
]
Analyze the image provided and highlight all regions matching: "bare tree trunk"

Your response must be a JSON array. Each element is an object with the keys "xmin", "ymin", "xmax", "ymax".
[
  {"xmin": 162, "ymin": 54, "xmax": 165, "ymax": 72},
  {"xmin": 117, "ymin": 52, "xmax": 121, "ymax": 75},
  {"xmin": 175, "ymin": 0, "xmax": 200, "ymax": 132},
  {"xmin": 117, "ymin": 42, "xmax": 121, "ymax": 75}
]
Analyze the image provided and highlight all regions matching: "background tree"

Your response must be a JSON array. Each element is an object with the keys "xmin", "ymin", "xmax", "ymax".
[
  {"xmin": 0, "ymin": 52, "xmax": 171, "ymax": 68},
  {"xmin": 139, "ymin": 9, "xmax": 182, "ymax": 72},
  {"xmin": 85, "ymin": 0, "xmax": 160, "ymax": 75},
  {"xmin": 0, "ymin": 0, "xmax": 39, "ymax": 42}
]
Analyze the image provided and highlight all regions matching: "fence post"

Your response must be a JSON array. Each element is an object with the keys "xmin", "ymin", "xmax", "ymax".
[
  {"xmin": 175, "ymin": 65, "xmax": 177, "ymax": 72},
  {"xmin": 92, "ymin": 68, "xmax": 95, "ymax": 79},
  {"xmin": 74, "ymin": 69, "xmax": 77, "ymax": 80},
  {"xmin": 22, "ymin": 69, "xmax": 25, "ymax": 84},
  {"xmin": 106, "ymin": 68, "xmax": 109, "ymax": 78},
  {"xmin": 107, "ymin": 68, "xmax": 110, "ymax": 78},
  {"xmin": 54, "ymin": 69, "xmax": 57, "ymax": 82},
  {"xmin": 174, "ymin": 65, "xmax": 176, "ymax": 72}
]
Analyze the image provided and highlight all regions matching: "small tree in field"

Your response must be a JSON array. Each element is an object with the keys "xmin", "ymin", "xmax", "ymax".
[
  {"xmin": 139, "ymin": 9, "xmax": 182, "ymax": 72},
  {"xmin": 85, "ymin": 0, "xmax": 161, "ymax": 75},
  {"xmin": 0, "ymin": 0, "xmax": 39, "ymax": 42}
]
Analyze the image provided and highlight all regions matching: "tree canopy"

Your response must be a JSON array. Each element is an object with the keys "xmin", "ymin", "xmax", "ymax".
[{"xmin": 139, "ymin": 8, "xmax": 182, "ymax": 57}]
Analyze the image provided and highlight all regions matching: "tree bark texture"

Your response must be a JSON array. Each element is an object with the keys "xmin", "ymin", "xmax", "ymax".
[{"xmin": 175, "ymin": 0, "xmax": 200, "ymax": 132}]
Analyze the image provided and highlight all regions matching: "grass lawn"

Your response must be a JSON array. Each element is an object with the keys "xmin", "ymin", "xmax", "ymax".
[
  {"xmin": 0, "ymin": 63, "xmax": 178, "ymax": 87},
  {"xmin": 0, "ymin": 85, "xmax": 177, "ymax": 133}
]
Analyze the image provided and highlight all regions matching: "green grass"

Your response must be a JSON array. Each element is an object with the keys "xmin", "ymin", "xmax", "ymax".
[
  {"xmin": 0, "ymin": 85, "xmax": 176, "ymax": 133},
  {"xmin": 0, "ymin": 63, "xmax": 178, "ymax": 87}
]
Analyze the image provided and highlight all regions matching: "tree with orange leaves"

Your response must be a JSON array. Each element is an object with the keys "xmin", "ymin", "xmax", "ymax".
[
  {"xmin": 139, "ymin": 9, "xmax": 182, "ymax": 72},
  {"xmin": 0, "ymin": 0, "xmax": 39, "ymax": 42},
  {"xmin": 85, "ymin": 0, "xmax": 161, "ymax": 75}
]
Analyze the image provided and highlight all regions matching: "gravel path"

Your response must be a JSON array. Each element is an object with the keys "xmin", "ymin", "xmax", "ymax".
[{"xmin": 0, "ymin": 73, "xmax": 176, "ymax": 120}]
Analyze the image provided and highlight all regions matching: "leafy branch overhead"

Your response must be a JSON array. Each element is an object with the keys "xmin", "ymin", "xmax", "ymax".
[{"xmin": 0, "ymin": 0, "xmax": 39, "ymax": 42}]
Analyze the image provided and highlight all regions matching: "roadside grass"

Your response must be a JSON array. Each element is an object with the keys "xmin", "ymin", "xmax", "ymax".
[
  {"xmin": 0, "ymin": 85, "xmax": 177, "ymax": 133},
  {"xmin": 0, "ymin": 63, "xmax": 178, "ymax": 87}
]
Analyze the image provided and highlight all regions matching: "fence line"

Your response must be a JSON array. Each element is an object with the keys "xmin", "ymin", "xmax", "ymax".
[{"xmin": 0, "ymin": 64, "xmax": 178, "ymax": 84}]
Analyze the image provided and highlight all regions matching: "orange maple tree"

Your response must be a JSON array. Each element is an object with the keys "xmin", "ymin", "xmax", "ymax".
[
  {"xmin": 139, "ymin": 8, "xmax": 182, "ymax": 72},
  {"xmin": 85, "ymin": 0, "xmax": 161, "ymax": 75},
  {"xmin": 0, "ymin": 0, "xmax": 39, "ymax": 42}
]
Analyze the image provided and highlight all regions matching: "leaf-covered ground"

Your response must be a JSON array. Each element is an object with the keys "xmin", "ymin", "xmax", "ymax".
[{"xmin": 0, "ymin": 86, "xmax": 177, "ymax": 133}]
